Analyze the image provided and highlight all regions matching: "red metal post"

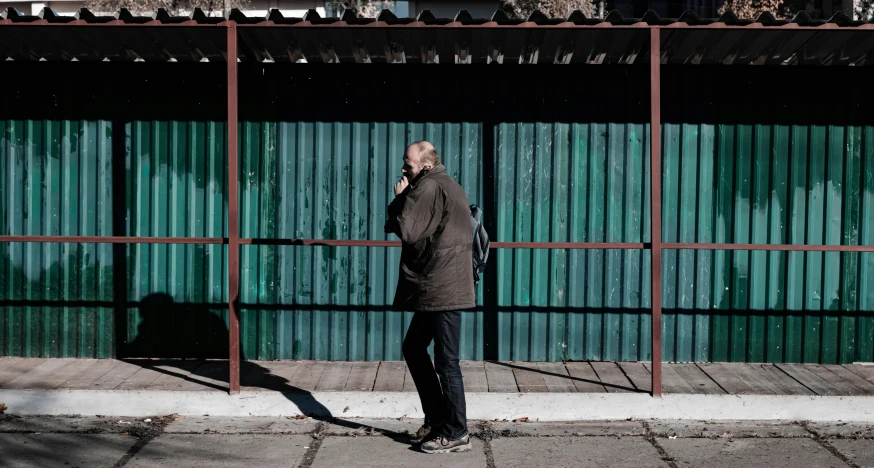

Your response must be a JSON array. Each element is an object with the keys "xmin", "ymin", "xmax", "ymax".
[
  {"xmin": 226, "ymin": 24, "xmax": 241, "ymax": 395},
  {"xmin": 649, "ymin": 27, "xmax": 663, "ymax": 398}
]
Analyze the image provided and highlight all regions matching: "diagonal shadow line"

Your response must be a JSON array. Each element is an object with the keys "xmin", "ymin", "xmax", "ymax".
[
  {"xmin": 123, "ymin": 360, "xmax": 229, "ymax": 393},
  {"xmin": 122, "ymin": 360, "xmax": 412, "ymax": 444},
  {"xmin": 487, "ymin": 361, "xmax": 646, "ymax": 393}
]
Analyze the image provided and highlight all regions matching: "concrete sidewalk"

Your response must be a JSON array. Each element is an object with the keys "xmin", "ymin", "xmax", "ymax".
[
  {"xmin": 1, "ymin": 415, "xmax": 873, "ymax": 468},
  {"xmin": 3, "ymin": 358, "xmax": 874, "ymax": 422}
]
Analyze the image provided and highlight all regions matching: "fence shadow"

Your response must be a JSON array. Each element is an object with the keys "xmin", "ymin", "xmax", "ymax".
[
  {"xmin": 122, "ymin": 293, "xmax": 229, "ymax": 359},
  {"xmin": 118, "ymin": 293, "xmax": 413, "ymax": 446},
  {"xmin": 121, "ymin": 357, "xmax": 412, "ymax": 445}
]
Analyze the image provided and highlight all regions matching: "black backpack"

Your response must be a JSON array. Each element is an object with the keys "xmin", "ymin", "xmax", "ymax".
[{"xmin": 470, "ymin": 204, "xmax": 490, "ymax": 287}]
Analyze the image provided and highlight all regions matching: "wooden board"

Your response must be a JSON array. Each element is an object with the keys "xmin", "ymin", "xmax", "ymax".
[
  {"xmin": 460, "ymin": 361, "xmax": 488, "ymax": 393},
  {"xmin": 617, "ymin": 362, "xmax": 651, "ymax": 393},
  {"xmin": 803, "ymin": 364, "xmax": 868, "ymax": 396},
  {"xmin": 724, "ymin": 363, "xmax": 782, "ymax": 395},
  {"xmin": 4, "ymin": 359, "xmax": 78, "ymax": 389},
  {"xmin": 565, "ymin": 362, "xmax": 606, "ymax": 393},
  {"xmin": 289, "ymin": 361, "xmax": 327, "ymax": 392},
  {"xmin": 776, "ymin": 364, "xmax": 840, "ymax": 396},
  {"xmin": 484, "ymin": 361, "xmax": 517, "ymax": 392},
  {"xmin": 175, "ymin": 361, "xmax": 229, "ymax": 392},
  {"xmin": 672, "ymin": 363, "xmax": 725, "ymax": 394},
  {"xmin": 315, "ymin": 362, "xmax": 353, "ymax": 392},
  {"xmin": 818, "ymin": 365, "xmax": 874, "ymax": 395},
  {"xmin": 645, "ymin": 362, "xmax": 695, "ymax": 394},
  {"xmin": 91, "ymin": 360, "xmax": 144, "ymax": 390},
  {"xmin": 113, "ymin": 360, "xmax": 175, "ymax": 391},
  {"xmin": 373, "ymin": 361, "xmax": 405, "ymax": 392},
  {"xmin": 174, "ymin": 361, "xmax": 228, "ymax": 391},
  {"xmin": 61, "ymin": 359, "xmax": 123, "ymax": 390},
  {"xmin": 535, "ymin": 362, "xmax": 576, "ymax": 393},
  {"xmin": 749, "ymin": 364, "xmax": 814, "ymax": 396},
  {"xmin": 43, "ymin": 359, "xmax": 100, "ymax": 390},
  {"xmin": 344, "ymin": 361, "xmax": 379, "ymax": 391},
  {"xmin": 590, "ymin": 362, "xmax": 633, "ymax": 393},
  {"xmin": 0, "ymin": 358, "xmax": 48, "ymax": 386},
  {"xmin": 663, "ymin": 363, "xmax": 700, "ymax": 394},
  {"xmin": 147, "ymin": 360, "xmax": 203, "ymax": 390},
  {"xmin": 696, "ymin": 363, "xmax": 755, "ymax": 394},
  {"xmin": 402, "ymin": 365, "xmax": 418, "ymax": 393},
  {"xmin": 511, "ymin": 362, "xmax": 548, "ymax": 393},
  {"xmin": 243, "ymin": 361, "xmax": 300, "ymax": 391},
  {"xmin": 844, "ymin": 364, "xmax": 874, "ymax": 385},
  {"xmin": 0, "ymin": 357, "xmax": 23, "ymax": 372}
]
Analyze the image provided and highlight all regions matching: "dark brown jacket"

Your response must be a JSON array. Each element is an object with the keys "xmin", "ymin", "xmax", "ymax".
[{"xmin": 385, "ymin": 165, "xmax": 476, "ymax": 312}]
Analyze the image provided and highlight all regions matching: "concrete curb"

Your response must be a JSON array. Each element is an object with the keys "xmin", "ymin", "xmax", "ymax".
[{"xmin": 2, "ymin": 390, "xmax": 874, "ymax": 422}]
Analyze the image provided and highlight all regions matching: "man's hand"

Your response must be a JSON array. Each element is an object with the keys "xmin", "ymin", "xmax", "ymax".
[{"xmin": 394, "ymin": 175, "xmax": 410, "ymax": 196}]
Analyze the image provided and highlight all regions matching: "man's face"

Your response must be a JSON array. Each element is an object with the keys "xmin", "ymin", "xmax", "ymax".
[{"xmin": 402, "ymin": 148, "xmax": 426, "ymax": 181}]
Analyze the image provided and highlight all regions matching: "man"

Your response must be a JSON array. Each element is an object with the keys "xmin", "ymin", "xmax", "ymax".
[{"xmin": 384, "ymin": 141, "xmax": 476, "ymax": 454}]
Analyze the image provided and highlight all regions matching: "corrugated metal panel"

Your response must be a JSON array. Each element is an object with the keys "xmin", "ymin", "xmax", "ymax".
[
  {"xmin": 3, "ymin": 118, "xmax": 873, "ymax": 364},
  {"xmin": 661, "ymin": 123, "xmax": 874, "ymax": 364},
  {"xmin": 237, "ymin": 122, "xmax": 483, "ymax": 360},
  {"xmin": 0, "ymin": 119, "xmax": 229, "ymax": 358},
  {"xmin": 121, "ymin": 121, "xmax": 228, "ymax": 358},
  {"xmin": 495, "ymin": 122, "xmax": 651, "ymax": 362},
  {"xmin": 1, "ymin": 119, "xmax": 114, "ymax": 358},
  {"xmin": 4, "ymin": 8, "xmax": 873, "ymax": 66}
]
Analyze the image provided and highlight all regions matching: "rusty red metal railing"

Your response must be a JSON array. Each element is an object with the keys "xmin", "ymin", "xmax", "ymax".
[
  {"xmin": 649, "ymin": 27, "xmax": 663, "ymax": 397},
  {"xmin": 226, "ymin": 24, "xmax": 242, "ymax": 395},
  {"xmin": 238, "ymin": 239, "xmax": 648, "ymax": 249},
  {"xmin": 2, "ymin": 18, "xmax": 874, "ymax": 398},
  {"xmin": 0, "ymin": 236, "xmax": 226, "ymax": 244}
]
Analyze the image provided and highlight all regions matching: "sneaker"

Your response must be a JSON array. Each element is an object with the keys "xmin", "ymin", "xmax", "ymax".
[
  {"xmin": 409, "ymin": 424, "xmax": 435, "ymax": 444},
  {"xmin": 420, "ymin": 434, "xmax": 472, "ymax": 454}
]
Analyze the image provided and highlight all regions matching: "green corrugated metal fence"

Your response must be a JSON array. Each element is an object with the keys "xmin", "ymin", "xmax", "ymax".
[
  {"xmin": 494, "ymin": 122, "xmax": 651, "ymax": 362},
  {"xmin": 661, "ymin": 123, "xmax": 874, "ymax": 364},
  {"xmin": 2, "ymin": 118, "xmax": 873, "ymax": 363},
  {"xmin": 237, "ymin": 122, "xmax": 484, "ymax": 360},
  {"xmin": 123, "ymin": 121, "xmax": 229, "ymax": 358},
  {"xmin": 0, "ymin": 120, "xmax": 229, "ymax": 358}
]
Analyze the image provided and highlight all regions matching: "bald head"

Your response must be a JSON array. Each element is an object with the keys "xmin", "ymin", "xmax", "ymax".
[
  {"xmin": 402, "ymin": 140, "xmax": 440, "ymax": 181},
  {"xmin": 409, "ymin": 141, "xmax": 440, "ymax": 167}
]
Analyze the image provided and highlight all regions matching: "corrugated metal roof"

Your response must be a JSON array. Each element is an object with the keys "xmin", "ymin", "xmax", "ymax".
[{"xmin": 0, "ymin": 7, "xmax": 872, "ymax": 65}]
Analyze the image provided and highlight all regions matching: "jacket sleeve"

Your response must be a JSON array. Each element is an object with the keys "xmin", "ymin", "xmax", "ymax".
[
  {"xmin": 384, "ymin": 194, "xmax": 405, "ymax": 236},
  {"xmin": 392, "ymin": 181, "xmax": 443, "ymax": 245}
]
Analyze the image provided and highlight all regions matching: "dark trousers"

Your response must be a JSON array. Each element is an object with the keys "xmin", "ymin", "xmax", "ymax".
[{"xmin": 402, "ymin": 310, "xmax": 468, "ymax": 439}]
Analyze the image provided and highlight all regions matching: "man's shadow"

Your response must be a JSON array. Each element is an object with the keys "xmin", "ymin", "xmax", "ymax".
[{"xmin": 122, "ymin": 293, "xmax": 413, "ymax": 445}]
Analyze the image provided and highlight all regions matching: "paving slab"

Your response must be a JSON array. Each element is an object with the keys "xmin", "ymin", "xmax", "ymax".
[
  {"xmin": 808, "ymin": 422, "xmax": 874, "ymax": 439},
  {"xmin": 311, "ymin": 435, "xmax": 487, "ymax": 468},
  {"xmin": 490, "ymin": 436, "xmax": 668, "ymax": 468},
  {"xmin": 126, "ymin": 434, "xmax": 311, "ymax": 467},
  {"xmin": 829, "ymin": 439, "xmax": 874, "ymax": 468},
  {"xmin": 0, "ymin": 414, "xmax": 162, "ymax": 435},
  {"xmin": 486, "ymin": 420, "xmax": 645, "ymax": 437},
  {"xmin": 648, "ymin": 420, "xmax": 810, "ymax": 438},
  {"xmin": 0, "ymin": 434, "xmax": 134, "ymax": 467},
  {"xmin": 162, "ymin": 416, "xmax": 319, "ymax": 434},
  {"xmin": 659, "ymin": 437, "xmax": 845, "ymax": 468}
]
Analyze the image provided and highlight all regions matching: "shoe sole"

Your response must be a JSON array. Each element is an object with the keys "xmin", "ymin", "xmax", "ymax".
[{"xmin": 421, "ymin": 444, "xmax": 472, "ymax": 454}]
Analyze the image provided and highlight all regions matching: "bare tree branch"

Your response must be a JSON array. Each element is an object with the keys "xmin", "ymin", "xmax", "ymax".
[
  {"xmin": 717, "ymin": 0, "xmax": 846, "ymax": 19},
  {"xmin": 83, "ymin": 0, "xmax": 249, "ymax": 16},
  {"xmin": 857, "ymin": 0, "xmax": 874, "ymax": 19},
  {"xmin": 498, "ymin": 0, "xmax": 598, "ymax": 19},
  {"xmin": 328, "ymin": 0, "xmax": 395, "ymax": 18}
]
